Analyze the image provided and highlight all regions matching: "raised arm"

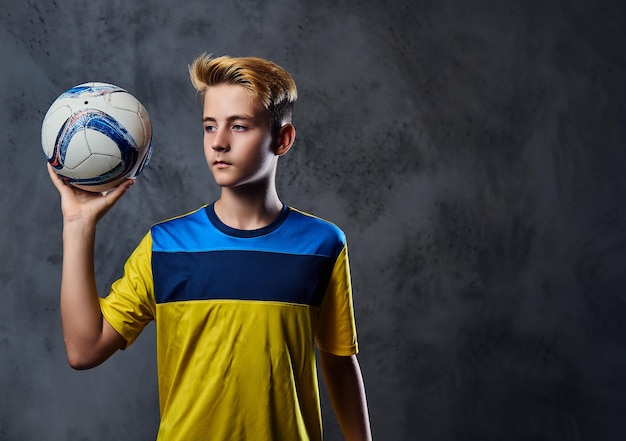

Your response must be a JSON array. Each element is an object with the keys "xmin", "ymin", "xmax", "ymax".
[
  {"xmin": 47, "ymin": 164, "xmax": 131, "ymax": 369},
  {"xmin": 320, "ymin": 351, "xmax": 372, "ymax": 441}
]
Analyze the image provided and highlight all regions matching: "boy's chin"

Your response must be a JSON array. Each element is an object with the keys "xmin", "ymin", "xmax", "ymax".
[{"xmin": 212, "ymin": 178, "xmax": 244, "ymax": 189}]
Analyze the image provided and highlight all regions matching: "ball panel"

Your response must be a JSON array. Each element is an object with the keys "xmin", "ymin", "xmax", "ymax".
[
  {"xmin": 106, "ymin": 91, "xmax": 140, "ymax": 113},
  {"xmin": 71, "ymin": 153, "xmax": 123, "ymax": 179},
  {"xmin": 83, "ymin": 130, "xmax": 123, "ymax": 158},
  {"xmin": 61, "ymin": 129, "xmax": 91, "ymax": 170},
  {"xmin": 133, "ymin": 141, "xmax": 153, "ymax": 178},
  {"xmin": 71, "ymin": 177, "xmax": 128, "ymax": 193},
  {"xmin": 42, "ymin": 104, "xmax": 73, "ymax": 158},
  {"xmin": 103, "ymin": 106, "xmax": 146, "ymax": 148},
  {"xmin": 137, "ymin": 106, "xmax": 153, "ymax": 149}
]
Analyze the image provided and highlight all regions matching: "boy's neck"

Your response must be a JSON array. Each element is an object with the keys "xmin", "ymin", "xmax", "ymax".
[{"xmin": 214, "ymin": 186, "xmax": 283, "ymax": 231}]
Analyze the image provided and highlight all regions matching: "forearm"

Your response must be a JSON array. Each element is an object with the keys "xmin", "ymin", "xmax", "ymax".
[
  {"xmin": 320, "ymin": 352, "xmax": 372, "ymax": 441},
  {"xmin": 60, "ymin": 221, "xmax": 114, "ymax": 368}
]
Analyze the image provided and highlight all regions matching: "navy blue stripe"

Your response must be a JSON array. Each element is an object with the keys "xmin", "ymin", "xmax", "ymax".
[{"xmin": 153, "ymin": 250, "xmax": 334, "ymax": 306}]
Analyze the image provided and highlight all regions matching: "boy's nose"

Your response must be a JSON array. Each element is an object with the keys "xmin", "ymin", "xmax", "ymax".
[{"xmin": 211, "ymin": 129, "xmax": 230, "ymax": 151}]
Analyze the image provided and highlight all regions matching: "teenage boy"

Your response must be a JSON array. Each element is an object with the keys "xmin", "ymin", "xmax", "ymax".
[{"xmin": 48, "ymin": 53, "xmax": 372, "ymax": 440}]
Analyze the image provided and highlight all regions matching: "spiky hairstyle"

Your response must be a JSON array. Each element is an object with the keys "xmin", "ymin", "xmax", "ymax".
[{"xmin": 189, "ymin": 54, "xmax": 297, "ymax": 132}]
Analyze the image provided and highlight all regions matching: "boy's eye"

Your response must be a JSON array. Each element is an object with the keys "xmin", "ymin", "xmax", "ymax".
[
  {"xmin": 204, "ymin": 125, "xmax": 216, "ymax": 133},
  {"xmin": 232, "ymin": 125, "xmax": 247, "ymax": 132}
]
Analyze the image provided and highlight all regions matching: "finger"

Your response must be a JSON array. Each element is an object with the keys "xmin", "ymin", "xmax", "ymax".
[
  {"xmin": 46, "ymin": 163, "xmax": 67, "ymax": 193},
  {"xmin": 103, "ymin": 179, "xmax": 135, "ymax": 207}
]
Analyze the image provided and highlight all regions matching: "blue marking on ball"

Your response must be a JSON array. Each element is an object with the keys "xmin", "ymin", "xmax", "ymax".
[{"xmin": 59, "ymin": 84, "xmax": 125, "ymax": 99}]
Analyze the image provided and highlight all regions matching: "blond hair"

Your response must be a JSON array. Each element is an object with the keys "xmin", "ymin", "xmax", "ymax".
[{"xmin": 189, "ymin": 54, "xmax": 298, "ymax": 133}]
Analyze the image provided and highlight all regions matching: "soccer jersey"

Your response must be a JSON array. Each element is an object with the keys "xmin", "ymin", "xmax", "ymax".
[{"xmin": 99, "ymin": 204, "xmax": 358, "ymax": 440}]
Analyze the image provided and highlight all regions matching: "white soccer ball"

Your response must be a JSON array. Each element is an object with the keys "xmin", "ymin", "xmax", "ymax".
[{"xmin": 42, "ymin": 82, "xmax": 153, "ymax": 192}]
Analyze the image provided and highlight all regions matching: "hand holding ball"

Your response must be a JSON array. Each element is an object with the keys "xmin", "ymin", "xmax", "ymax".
[{"xmin": 42, "ymin": 82, "xmax": 152, "ymax": 192}]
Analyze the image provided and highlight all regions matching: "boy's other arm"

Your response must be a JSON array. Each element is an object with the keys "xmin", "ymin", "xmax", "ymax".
[
  {"xmin": 48, "ymin": 164, "xmax": 130, "ymax": 369},
  {"xmin": 320, "ymin": 351, "xmax": 372, "ymax": 441}
]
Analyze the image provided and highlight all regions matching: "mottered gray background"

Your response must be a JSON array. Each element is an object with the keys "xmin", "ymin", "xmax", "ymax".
[{"xmin": 2, "ymin": 0, "xmax": 626, "ymax": 440}]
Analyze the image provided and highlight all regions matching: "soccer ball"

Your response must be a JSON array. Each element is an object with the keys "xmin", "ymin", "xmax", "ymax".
[{"xmin": 42, "ymin": 82, "xmax": 153, "ymax": 192}]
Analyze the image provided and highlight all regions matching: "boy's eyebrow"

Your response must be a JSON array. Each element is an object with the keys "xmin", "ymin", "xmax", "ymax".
[{"xmin": 202, "ymin": 114, "xmax": 255, "ymax": 123}]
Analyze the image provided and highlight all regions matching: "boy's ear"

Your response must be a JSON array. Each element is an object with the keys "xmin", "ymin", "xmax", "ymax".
[{"xmin": 274, "ymin": 124, "xmax": 296, "ymax": 156}]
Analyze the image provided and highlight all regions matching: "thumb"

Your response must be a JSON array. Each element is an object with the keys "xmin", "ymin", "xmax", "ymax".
[
  {"xmin": 103, "ymin": 179, "xmax": 135, "ymax": 206},
  {"xmin": 94, "ymin": 179, "xmax": 135, "ymax": 222}
]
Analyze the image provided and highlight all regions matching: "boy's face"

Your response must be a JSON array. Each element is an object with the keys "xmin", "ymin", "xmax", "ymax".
[{"xmin": 202, "ymin": 84, "xmax": 277, "ymax": 189}]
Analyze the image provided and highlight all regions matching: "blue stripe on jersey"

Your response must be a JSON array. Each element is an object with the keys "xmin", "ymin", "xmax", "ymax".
[
  {"xmin": 150, "ymin": 205, "xmax": 345, "ymax": 306},
  {"xmin": 153, "ymin": 250, "xmax": 334, "ymax": 306}
]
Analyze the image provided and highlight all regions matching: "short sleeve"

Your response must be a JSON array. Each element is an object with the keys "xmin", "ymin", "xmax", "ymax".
[
  {"xmin": 100, "ymin": 232, "xmax": 156, "ymax": 348},
  {"xmin": 315, "ymin": 244, "xmax": 359, "ymax": 356}
]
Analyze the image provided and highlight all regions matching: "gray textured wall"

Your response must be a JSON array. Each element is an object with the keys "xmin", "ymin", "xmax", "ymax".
[{"xmin": 2, "ymin": 0, "xmax": 626, "ymax": 440}]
